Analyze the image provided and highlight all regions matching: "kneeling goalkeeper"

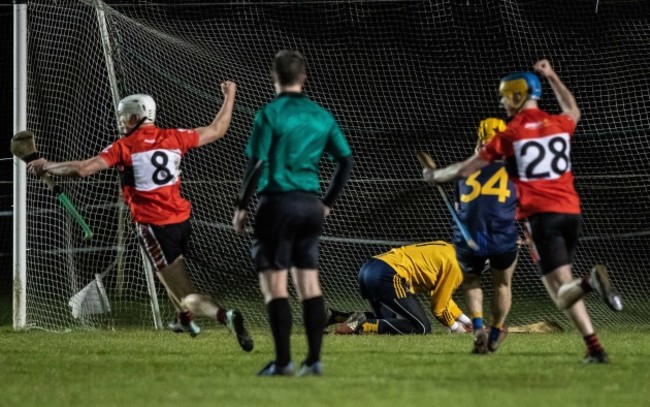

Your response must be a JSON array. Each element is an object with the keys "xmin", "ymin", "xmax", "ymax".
[{"xmin": 333, "ymin": 241, "xmax": 471, "ymax": 335}]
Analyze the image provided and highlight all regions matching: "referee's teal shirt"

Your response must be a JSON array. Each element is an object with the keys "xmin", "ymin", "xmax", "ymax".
[{"xmin": 245, "ymin": 92, "xmax": 352, "ymax": 194}]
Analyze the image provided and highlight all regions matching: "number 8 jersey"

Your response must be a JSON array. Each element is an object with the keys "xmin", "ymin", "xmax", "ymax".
[
  {"xmin": 99, "ymin": 126, "xmax": 199, "ymax": 225},
  {"xmin": 479, "ymin": 108, "xmax": 580, "ymax": 219}
]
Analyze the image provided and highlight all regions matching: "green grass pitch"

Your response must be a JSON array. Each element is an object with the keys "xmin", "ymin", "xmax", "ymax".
[{"xmin": 0, "ymin": 327, "xmax": 648, "ymax": 407}]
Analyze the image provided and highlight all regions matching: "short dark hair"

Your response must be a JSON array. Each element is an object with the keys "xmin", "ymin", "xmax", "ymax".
[{"xmin": 272, "ymin": 50, "xmax": 306, "ymax": 86}]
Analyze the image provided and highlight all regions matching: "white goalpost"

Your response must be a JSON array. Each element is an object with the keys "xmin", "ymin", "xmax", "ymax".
[
  {"xmin": 13, "ymin": 0, "xmax": 28, "ymax": 330},
  {"xmin": 14, "ymin": 0, "xmax": 167, "ymax": 330}
]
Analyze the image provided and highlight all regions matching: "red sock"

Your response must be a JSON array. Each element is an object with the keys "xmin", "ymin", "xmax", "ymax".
[
  {"xmin": 179, "ymin": 311, "xmax": 194, "ymax": 325},
  {"xmin": 583, "ymin": 333, "xmax": 603, "ymax": 354},
  {"xmin": 216, "ymin": 309, "xmax": 227, "ymax": 325}
]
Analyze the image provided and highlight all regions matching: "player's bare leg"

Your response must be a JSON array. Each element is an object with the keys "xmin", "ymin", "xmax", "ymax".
[
  {"xmin": 162, "ymin": 285, "xmax": 199, "ymax": 335},
  {"xmin": 181, "ymin": 293, "xmax": 254, "ymax": 352},
  {"xmin": 488, "ymin": 257, "xmax": 516, "ymax": 352},
  {"xmin": 548, "ymin": 263, "xmax": 622, "ymax": 312},
  {"xmin": 463, "ymin": 274, "xmax": 488, "ymax": 354},
  {"xmin": 546, "ymin": 264, "xmax": 592, "ymax": 310},
  {"xmin": 543, "ymin": 265, "xmax": 594, "ymax": 333},
  {"xmin": 542, "ymin": 265, "xmax": 608, "ymax": 363},
  {"xmin": 292, "ymin": 268, "xmax": 325, "ymax": 376},
  {"xmin": 258, "ymin": 269, "xmax": 294, "ymax": 376},
  {"xmin": 157, "ymin": 257, "xmax": 197, "ymax": 297},
  {"xmin": 156, "ymin": 257, "xmax": 201, "ymax": 337}
]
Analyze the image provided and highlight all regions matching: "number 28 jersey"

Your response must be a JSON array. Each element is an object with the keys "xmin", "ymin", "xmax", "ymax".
[
  {"xmin": 99, "ymin": 125, "xmax": 199, "ymax": 225},
  {"xmin": 479, "ymin": 108, "xmax": 580, "ymax": 219}
]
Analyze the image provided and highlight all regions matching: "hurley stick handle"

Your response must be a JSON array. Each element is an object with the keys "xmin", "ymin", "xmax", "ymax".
[
  {"xmin": 11, "ymin": 130, "xmax": 93, "ymax": 240},
  {"xmin": 57, "ymin": 192, "xmax": 93, "ymax": 240}
]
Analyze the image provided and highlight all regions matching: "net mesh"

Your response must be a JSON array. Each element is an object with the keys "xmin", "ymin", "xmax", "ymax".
[{"xmin": 22, "ymin": 0, "xmax": 650, "ymax": 331}]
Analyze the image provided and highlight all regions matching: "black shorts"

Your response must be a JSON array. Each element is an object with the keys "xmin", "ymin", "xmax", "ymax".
[
  {"xmin": 251, "ymin": 191, "xmax": 324, "ymax": 271},
  {"xmin": 525, "ymin": 213, "xmax": 581, "ymax": 275},
  {"xmin": 456, "ymin": 249, "xmax": 518, "ymax": 276},
  {"xmin": 136, "ymin": 219, "xmax": 191, "ymax": 271}
]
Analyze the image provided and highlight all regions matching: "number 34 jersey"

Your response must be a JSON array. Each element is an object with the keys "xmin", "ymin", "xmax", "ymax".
[
  {"xmin": 99, "ymin": 126, "xmax": 199, "ymax": 225},
  {"xmin": 454, "ymin": 161, "xmax": 517, "ymax": 254},
  {"xmin": 479, "ymin": 108, "xmax": 580, "ymax": 219}
]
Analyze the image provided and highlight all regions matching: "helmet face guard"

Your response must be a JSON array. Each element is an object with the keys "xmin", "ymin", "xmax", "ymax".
[
  {"xmin": 499, "ymin": 72, "xmax": 542, "ymax": 112},
  {"xmin": 478, "ymin": 117, "xmax": 507, "ymax": 144},
  {"xmin": 117, "ymin": 94, "xmax": 156, "ymax": 134}
]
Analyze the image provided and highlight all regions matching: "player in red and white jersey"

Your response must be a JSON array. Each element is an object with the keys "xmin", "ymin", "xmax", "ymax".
[
  {"xmin": 480, "ymin": 98, "xmax": 580, "ymax": 219},
  {"xmin": 423, "ymin": 59, "xmax": 622, "ymax": 364},
  {"xmin": 99, "ymin": 124, "xmax": 198, "ymax": 226},
  {"xmin": 29, "ymin": 82, "xmax": 254, "ymax": 352}
]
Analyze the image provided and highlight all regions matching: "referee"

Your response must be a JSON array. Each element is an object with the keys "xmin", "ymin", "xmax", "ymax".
[{"xmin": 233, "ymin": 50, "xmax": 353, "ymax": 376}]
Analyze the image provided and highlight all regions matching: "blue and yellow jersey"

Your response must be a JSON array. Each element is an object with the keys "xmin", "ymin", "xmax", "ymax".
[
  {"xmin": 374, "ymin": 241, "xmax": 464, "ymax": 327},
  {"xmin": 454, "ymin": 161, "xmax": 517, "ymax": 255}
]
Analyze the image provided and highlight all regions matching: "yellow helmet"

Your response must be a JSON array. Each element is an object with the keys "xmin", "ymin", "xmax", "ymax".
[{"xmin": 477, "ymin": 117, "xmax": 506, "ymax": 144}]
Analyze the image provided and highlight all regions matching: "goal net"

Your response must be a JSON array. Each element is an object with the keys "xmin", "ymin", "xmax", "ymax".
[{"xmin": 19, "ymin": 0, "xmax": 650, "ymax": 331}]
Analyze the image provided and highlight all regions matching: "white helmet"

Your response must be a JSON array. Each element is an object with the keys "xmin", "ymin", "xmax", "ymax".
[{"xmin": 117, "ymin": 94, "xmax": 156, "ymax": 133}]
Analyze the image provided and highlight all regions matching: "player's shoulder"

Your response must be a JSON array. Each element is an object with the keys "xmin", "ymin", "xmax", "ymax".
[
  {"xmin": 161, "ymin": 127, "xmax": 195, "ymax": 137},
  {"xmin": 506, "ymin": 111, "xmax": 528, "ymax": 130},
  {"xmin": 289, "ymin": 93, "xmax": 332, "ymax": 115},
  {"xmin": 548, "ymin": 112, "xmax": 576, "ymax": 126},
  {"xmin": 104, "ymin": 133, "xmax": 133, "ymax": 151},
  {"xmin": 255, "ymin": 99, "xmax": 279, "ymax": 121},
  {"xmin": 308, "ymin": 96, "xmax": 333, "ymax": 115},
  {"xmin": 482, "ymin": 159, "xmax": 507, "ymax": 172},
  {"xmin": 405, "ymin": 240, "xmax": 452, "ymax": 253}
]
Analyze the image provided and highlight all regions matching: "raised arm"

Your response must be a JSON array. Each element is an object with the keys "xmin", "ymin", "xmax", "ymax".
[
  {"xmin": 424, "ymin": 154, "xmax": 490, "ymax": 184},
  {"xmin": 534, "ymin": 59, "xmax": 580, "ymax": 124},
  {"xmin": 28, "ymin": 156, "xmax": 109, "ymax": 178},
  {"xmin": 195, "ymin": 81, "xmax": 237, "ymax": 147}
]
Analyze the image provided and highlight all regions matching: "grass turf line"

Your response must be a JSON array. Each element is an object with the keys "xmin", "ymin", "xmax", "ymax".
[{"xmin": 0, "ymin": 328, "xmax": 648, "ymax": 407}]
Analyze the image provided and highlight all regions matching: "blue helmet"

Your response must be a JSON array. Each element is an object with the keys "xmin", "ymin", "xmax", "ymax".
[{"xmin": 499, "ymin": 72, "xmax": 542, "ymax": 102}]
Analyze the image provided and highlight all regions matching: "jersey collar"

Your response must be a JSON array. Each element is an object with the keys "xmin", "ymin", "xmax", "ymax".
[{"xmin": 277, "ymin": 92, "xmax": 306, "ymax": 98}]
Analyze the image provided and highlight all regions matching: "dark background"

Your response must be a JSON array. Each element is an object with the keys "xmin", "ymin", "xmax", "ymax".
[
  {"xmin": 1, "ymin": 4, "xmax": 13, "ymax": 323},
  {"xmin": 2, "ymin": 0, "xmax": 650, "ymax": 328}
]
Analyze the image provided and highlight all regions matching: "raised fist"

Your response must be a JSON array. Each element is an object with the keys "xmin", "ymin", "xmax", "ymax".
[
  {"xmin": 221, "ymin": 81, "xmax": 237, "ymax": 96},
  {"xmin": 533, "ymin": 59, "xmax": 555, "ymax": 78}
]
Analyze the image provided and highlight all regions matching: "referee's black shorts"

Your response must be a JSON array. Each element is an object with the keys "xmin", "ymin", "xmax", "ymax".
[
  {"xmin": 136, "ymin": 219, "xmax": 192, "ymax": 271},
  {"xmin": 525, "ymin": 213, "xmax": 581, "ymax": 275},
  {"xmin": 251, "ymin": 191, "xmax": 325, "ymax": 272}
]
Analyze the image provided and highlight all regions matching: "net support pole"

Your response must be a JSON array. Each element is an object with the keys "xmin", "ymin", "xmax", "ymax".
[
  {"xmin": 139, "ymin": 247, "xmax": 163, "ymax": 330},
  {"xmin": 13, "ymin": 1, "xmax": 28, "ymax": 330},
  {"xmin": 94, "ymin": 0, "xmax": 128, "ymax": 301}
]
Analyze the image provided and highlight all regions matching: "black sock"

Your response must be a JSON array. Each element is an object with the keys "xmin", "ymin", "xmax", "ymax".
[
  {"xmin": 303, "ymin": 296, "xmax": 326, "ymax": 365},
  {"xmin": 267, "ymin": 298, "xmax": 292, "ymax": 367}
]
